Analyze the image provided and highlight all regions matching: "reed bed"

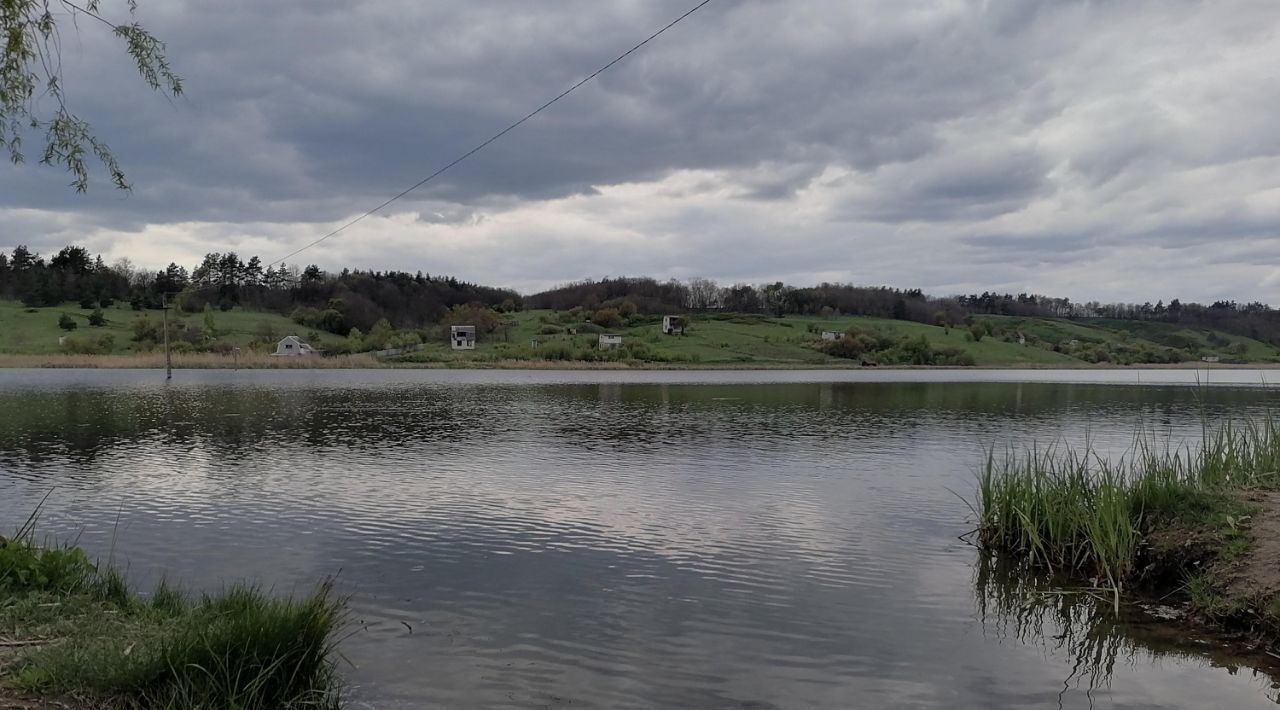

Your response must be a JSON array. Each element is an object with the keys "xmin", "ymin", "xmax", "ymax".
[{"xmin": 974, "ymin": 418, "xmax": 1280, "ymax": 599}]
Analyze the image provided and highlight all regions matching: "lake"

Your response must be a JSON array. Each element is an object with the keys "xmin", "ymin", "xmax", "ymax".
[{"xmin": 1, "ymin": 368, "xmax": 1278, "ymax": 709}]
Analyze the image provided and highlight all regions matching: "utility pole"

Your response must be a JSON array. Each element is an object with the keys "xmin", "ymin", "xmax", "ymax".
[{"xmin": 162, "ymin": 293, "xmax": 172, "ymax": 381}]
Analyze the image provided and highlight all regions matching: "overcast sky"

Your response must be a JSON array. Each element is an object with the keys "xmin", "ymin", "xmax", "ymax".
[{"xmin": 2, "ymin": 0, "xmax": 1278, "ymax": 302}]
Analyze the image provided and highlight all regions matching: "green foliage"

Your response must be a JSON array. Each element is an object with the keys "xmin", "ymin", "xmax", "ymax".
[
  {"xmin": 821, "ymin": 327, "xmax": 975, "ymax": 366},
  {"xmin": 131, "ymin": 314, "xmax": 161, "ymax": 343},
  {"xmin": 0, "ymin": 535, "xmax": 94, "ymax": 595},
  {"xmin": 57, "ymin": 313, "xmax": 76, "ymax": 331},
  {"xmin": 202, "ymin": 304, "xmax": 218, "ymax": 337},
  {"xmin": 88, "ymin": 307, "xmax": 106, "ymax": 326},
  {"xmin": 1, "ymin": 0, "xmax": 182, "ymax": 191}
]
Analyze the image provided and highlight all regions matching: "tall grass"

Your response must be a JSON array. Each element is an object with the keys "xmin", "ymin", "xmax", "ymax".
[
  {"xmin": 1, "ymin": 516, "xmax": 346, "ymax": 709},
  {"xmin": 13, "ymin": 582, "xmax": 345, "ymax": 710},
  {"xmin": 974, "ymin": 417, "xmax": 1280, "ymax": 599}
]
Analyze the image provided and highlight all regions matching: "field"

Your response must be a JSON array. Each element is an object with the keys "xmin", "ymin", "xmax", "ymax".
[
  {"xmin": 392, "ymin": 311, "xmax": 1082, "ymax": 367},
  {"xmin": 0, "ymin": 300, "xmax": 337, "ymax": 355},
  {"xmin": 2, "ymin": 300, "xmax": 1278, "ymax": 367}
]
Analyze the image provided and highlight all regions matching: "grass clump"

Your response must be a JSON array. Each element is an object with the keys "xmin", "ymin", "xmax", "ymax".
[
  {"xmin": 973, "ymin": 418, "xmax": 1280, "ymax": 601},
  {"xmin": 0, "ymin": 520, "xmax": 345, "ymax": 709}
]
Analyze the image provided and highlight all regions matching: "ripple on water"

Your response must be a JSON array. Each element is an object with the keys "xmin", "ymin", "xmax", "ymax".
[{"xmin": 1, "ymin": 376, "xmax": 1278, "ymax": 708}]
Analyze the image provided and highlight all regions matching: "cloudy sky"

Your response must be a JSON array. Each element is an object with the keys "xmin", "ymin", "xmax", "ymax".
[{"xmin": 3, "ymin": 0, "xmax": 1279, "ymax": 302}]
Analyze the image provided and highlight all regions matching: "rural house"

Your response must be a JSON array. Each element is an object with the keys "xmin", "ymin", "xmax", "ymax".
[
  {"xmin": 821, "ymin": 331, "xmax": 842, "ymax": 341},
  {"xmin": 451, "ymin": 325, "xmax": 477, "ymax": 350},
  {"xmin": 599, "ymin": 334, "xmax": 624, "ymax": 350},
  {"xmin": 273, "ymin": 335, "xmax": 315, "ymax": 356},
  {"xmin": 662, "ymin": 315, "xmax": 686, "ymax": 335}
]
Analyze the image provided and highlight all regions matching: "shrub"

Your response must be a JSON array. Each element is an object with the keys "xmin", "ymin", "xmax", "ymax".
[
  {"xmin": 78, "ymin": 297, "xmax": 96, "ymax": 310},
  {"xmin": 87, "ymin": 308, "xmax": 106, "ymax": 327},
  {"xmin": 57, "ymin": 314, "xmax": 77, "ymax": 331},
  {"xmin": 99, "ymin": 297, "xmax": 114, "ymax": 308},
  {"xmin": 539, "ymin": 325, "xmax": 564, "ymax": 335},
  {"xmin": 590, "ymin": 308, "xmax": 623, "ymax": 328},
  {"xmin": 62, "ymin": 335, "xmax": 115, "ymax": 355},
  {"xmin": 130, "ymin": 315, "xmax": 161, "ymax": 342}
]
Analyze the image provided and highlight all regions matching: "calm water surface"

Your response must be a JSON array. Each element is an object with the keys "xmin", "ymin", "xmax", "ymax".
[{"xmin": 1, "ymin": 368, "xmax": 1279, "ymax": 709}]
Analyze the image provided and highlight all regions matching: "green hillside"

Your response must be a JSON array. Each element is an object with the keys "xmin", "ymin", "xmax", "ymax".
[
  {"xmin": 0, "ymin": 301, "xmax": 338, "ymax": 355},
  {"xmin": 393, "ymin": 311, "xmax": 1279, "ymax": 367},
  {"xmin": 2, "ymin": 300, "xmax": 1277, "ymax": 367}
]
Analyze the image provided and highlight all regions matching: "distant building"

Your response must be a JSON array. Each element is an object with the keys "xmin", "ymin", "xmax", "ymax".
[
  {"xmin": 1202, "ymin": 355, "xmax": 1221, "ymax": 363},
  {"xmin": 599, "ymin": 334, "xmax": 624, "ymax": 350},
  {"xmin": 273, "ymin": 335, "xmax": 315, "ymax": 356},
  {"xmin": 450, "ymin": 325, "xmax": 477, "ymax": 350},
  {"xmin": 1017, "ymin": 332, "xmax": 1027, "ymax": 346},
  {"xmin": 821, "ymin": 331, "xmax": 842, "ymax": 341},
  {"xmin": 662, "ymin": 315, "xmax": 686, "ymax": 335}
]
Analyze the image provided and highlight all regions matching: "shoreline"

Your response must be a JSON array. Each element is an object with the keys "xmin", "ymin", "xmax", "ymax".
[{"xmin": 1, "ymin": 353, "xmax": 1278, "ymax": 371}]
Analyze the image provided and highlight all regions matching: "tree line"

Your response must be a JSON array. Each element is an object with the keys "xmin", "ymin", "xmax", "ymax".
[
  {"xmin": 0, "ymin": 245, "xmax": 519, "ymax": 335},
  {"xmin": 526, "ymin": 277, "xmax": 1280, "ymax": 345}
]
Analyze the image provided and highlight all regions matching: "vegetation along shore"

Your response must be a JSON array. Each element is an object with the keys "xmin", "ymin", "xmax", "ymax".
[
  {"xmin": 972, "ymin": 417, "xmax": 1280, "ymax": 656},
  {"xmin": 0, "ymin": 511, "xmax": 345, "ymax": 709}
]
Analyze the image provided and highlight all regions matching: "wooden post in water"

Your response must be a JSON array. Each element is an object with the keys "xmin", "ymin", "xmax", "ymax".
[{"xmin": 162, "ymin": 293, "xmax": 172, "ymax": 381}]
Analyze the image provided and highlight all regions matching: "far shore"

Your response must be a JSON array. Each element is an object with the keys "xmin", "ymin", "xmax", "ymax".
[{"xmin": 2, "ymin": 353, "xmax": 1279, "ymax": 371}]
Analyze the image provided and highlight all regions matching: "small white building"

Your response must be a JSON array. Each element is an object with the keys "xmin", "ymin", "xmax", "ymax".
[
  {"xmin": 1202, "ymin": 355, "xmax": 1221, "ymax": 363},
  {"xmin": 821, "ymin": 331, "xmax": 842, "ymax": 341},
  {"xmin": 450, "ymin": 325, "xmax": 476, "ymax": 350},
  {"xmin": 662, "ymin": 315, "xmax": 686, "ymax": 335},
  {"xmin": 273, "ymin": 335, "xmax": 315, "ymax": 356},
  {"xmin": 599, "ymin": 334, "xmax": 624, "ymax": 350}
]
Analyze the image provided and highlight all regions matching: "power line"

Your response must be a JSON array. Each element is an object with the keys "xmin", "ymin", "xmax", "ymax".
[{"xmin": 268, "ymin": 0, "xmax": 714, "ymax": 268}]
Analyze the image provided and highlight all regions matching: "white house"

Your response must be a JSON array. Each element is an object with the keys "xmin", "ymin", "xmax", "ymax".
[
  {"xmin": 662, "ymin": 315, "xmax": 686, "ymax": 335},
  {"xmin": 273, "ymin": 335, "xmax": 315, "ymax": 356},
  {"xmin": 599, "ymin": 334, "xmax": 624, "ymax": 349},
  {"xmin": 821, "ymin": 331, "xmax": 842, "ymax": 341},
  {"xmin": 1202, "ymin": 355, "xmax": 1221, "ymax": 363},
  {"xmin": 450, "ymin": 325, "xmax": 476, "ymax": 350}
]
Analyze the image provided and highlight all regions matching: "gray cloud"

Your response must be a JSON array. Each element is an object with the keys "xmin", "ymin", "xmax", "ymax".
[{"xmin": 2, "ymin": 0, "xmax": 1279, "ymax": 303}]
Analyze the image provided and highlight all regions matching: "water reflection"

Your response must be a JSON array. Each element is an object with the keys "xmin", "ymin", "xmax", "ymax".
[
  {"xmin": 2, "ymin": 372, "xmax": 1280, "ymax": 708},
  {"xmin": 974, "ymin": 555, "xmax": 1280, "ymax": 707}
]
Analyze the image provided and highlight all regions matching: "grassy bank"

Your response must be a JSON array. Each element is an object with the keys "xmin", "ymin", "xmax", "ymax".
[
  {"xmin": 0, "ymin": 516, "xmax": 344, "ymax": 709},
  {"xmin": 973, "ymin": 418, "xmax": 1280, "ymax": 643}
]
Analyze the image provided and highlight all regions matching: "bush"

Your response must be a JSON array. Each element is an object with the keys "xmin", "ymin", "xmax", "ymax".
[
  {"xmin": 538, "ymin": 325, "xmax": 564, "ymax": 335},
  {"xmin": 87, "ymin": 308, "xmax": 106, "ymax": 327},
  {"xmin": 590, "ymin": 308, "xmax": 623, "ymax": 328},
  {"xmin": 57, "ymin": 314, "xmax": 77, "ymax": 331},
  {"xmin": 99, "ymin": 297, "xmax": 114, "ymax": 308},
  {"xmin": 78, "ymin": 297, "xmax": 96, "ymax": 310},
  {"xmin": 130, "ymin": 315, "xmax": 161, "ymax": 343},
  {"xmin": 62, "ymin": 335, "xmax": 115, "ymax": 355}
]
